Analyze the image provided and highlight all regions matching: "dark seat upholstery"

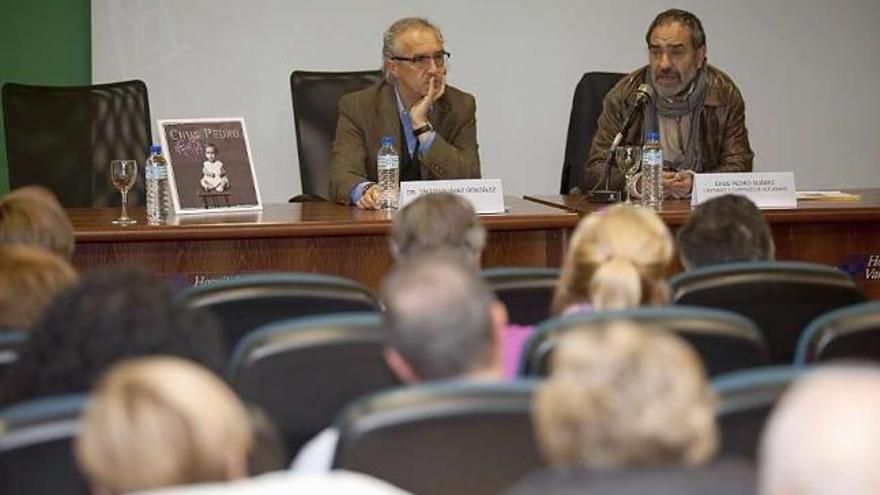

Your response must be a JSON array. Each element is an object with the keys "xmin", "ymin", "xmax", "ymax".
[
  {"xmin": 482, "ymin": 267, "xmax": 560, "ymax": 326},
  {"xmin": 289, "ymin": 70, "xmax": 383, "ymax": 202},
  {"xmin": 560, "ymin": 72, "xmax": 625, "ymax": 194},
  {"xmin": 519, "ymin": 306, "xmax": 769, "ymax": 377},
  {"xmin": 794, "ymin": 301, "xmax": 880, "ymax": 365},
  {"xmin": 0, "ymin": 394, "xmax": 89, "ymax": 495},
  {"xmin": 228, "ymin": 312, "xmax": 398, "ymax": 458},
  {"xmin": 178, "ymin": 272, "xmax": 382, "ymax": 354},
  {"xmin": 0, "ymin": 330, "xmax": 27, "ymax": 383},
  {"xmin": 333, "ymin": 381, "xmax": 541, "ymax": 495},
  {"xmin": 2, "ymin": 80, "xmax": 151, "ymax": 207},
  {"xmin": 670, "ymin": 261, "xmax": 867, "ymax": 363},
  {"xmin": 712, "ymin": 366, "xmax": 805, "ymax": 460}
]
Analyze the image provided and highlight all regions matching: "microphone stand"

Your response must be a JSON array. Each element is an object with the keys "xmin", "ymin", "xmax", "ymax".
[{"xmin": 585, "ymin": 136, "xmax": 623, "ymax": 203}]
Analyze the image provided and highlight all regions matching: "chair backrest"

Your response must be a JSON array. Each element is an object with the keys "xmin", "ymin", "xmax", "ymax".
[
  {"xmin": 519, "ymin": 306, "xmax": 769, "ymax": 378},
  {"xmin": 560, "ymin": 72, "xmax": 625, "ymax": 194},
  {"xmin": 670, "ymin": 261, "xmax": 867, "ymax": 363},
  {"xmin": 228, "ymin": 312, "xmax": 398, "ymax": 458},
  {"xmin": 712, "ymin": 366, "xmax": 805, "ymax": 461},
  {"xmin": 2, "ymin": 80, "xmax": 151, "ymax": 207},
  {"xmin": 482, "ymin": 267, "xmax": 560, "ymax": 326},
  {"xmin": 0, "ymin": 394, "xmax": 90, "ymax": 495},
  {"xmin": 333, "ymin": 380, "xmax": 541, "ymax": 495},
  {"xmin": 289, "ymin": 70, "xmax": 384, "ymax": 201},
  {"xmin": 178, "ymin": 272, "xmax": 382, "ymax": 354},
  {"xmin": 794, "ymin": 301, "xmax": 880, "ymax": 365}
]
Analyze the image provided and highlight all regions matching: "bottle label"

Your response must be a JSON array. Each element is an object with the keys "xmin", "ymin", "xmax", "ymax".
[
  {"xmin": 377, "ymin": 154, "xmax": 399, "ymax": 171},
  {"xmin": 145, "ymin": 163, "xmax": 168, "ymax": 180}
]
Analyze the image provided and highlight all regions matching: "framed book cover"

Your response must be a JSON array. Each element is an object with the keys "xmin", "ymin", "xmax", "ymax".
[{"xmin": 157, "ymin": 118, "xmax": 263, "ymax": 215}]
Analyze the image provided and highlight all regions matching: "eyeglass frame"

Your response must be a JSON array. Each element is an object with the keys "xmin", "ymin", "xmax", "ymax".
[{"xmin": 389, "ymin": 51, "xmax": 451, "ymax": 68}]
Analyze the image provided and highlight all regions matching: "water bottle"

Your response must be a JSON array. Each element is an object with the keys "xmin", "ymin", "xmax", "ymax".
[
  {"xmin": 377, "ymin": 136, "xmax": 399, "ymax": 209},
  {"xmin": 145, "ymin": 145, "xmax": 171, "ymax": 224},
  {"xmin": 641, "ymin": 131, "xmax": 664, "ymax": 211}
]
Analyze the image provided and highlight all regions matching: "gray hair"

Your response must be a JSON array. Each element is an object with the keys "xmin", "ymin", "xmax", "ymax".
[
  {"xmin": 381, "ymin": 17, "xmax": 443, "ymax": 79},
  {"xmin": 646, "ymin": 8, "xmax": 706, "ymax": 50},
  {"xmin": 381, "ymin": 250, "xmax": 495, "ymax": 379}
]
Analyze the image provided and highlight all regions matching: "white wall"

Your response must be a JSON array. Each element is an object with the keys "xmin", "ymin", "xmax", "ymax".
[{"xmin": 93, "ymin": 0, "xmax": 880, "ymax": 202}]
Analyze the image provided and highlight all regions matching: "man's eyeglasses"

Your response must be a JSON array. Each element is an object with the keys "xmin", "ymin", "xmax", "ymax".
[{"xmin": 391, "ymin": 51, "xmax": 451, "ymax": 68}]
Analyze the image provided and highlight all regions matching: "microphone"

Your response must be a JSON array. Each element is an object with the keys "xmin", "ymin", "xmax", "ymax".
[{"xmin": 586, "ymin": 84, "xmax": 654, "ymax": 203}]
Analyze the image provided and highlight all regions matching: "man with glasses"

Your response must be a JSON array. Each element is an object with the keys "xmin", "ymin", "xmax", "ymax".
[
  {"xmin": 584, "ymin": 9, "xmax": 753, "ymax": 199},
  {"xmin": 329, "ymin": 17, "xmax": 481, "ymax": 209}
]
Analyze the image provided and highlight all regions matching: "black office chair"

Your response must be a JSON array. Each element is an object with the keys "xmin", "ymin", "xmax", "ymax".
[
  {"xmin": 0, "ymin": 330, "xmax": 27, "ymax": 384},
  {"xmin": 519, "ymin": 306, "xmax": 769, "ymax": 378},
  {"xmin": 178, "ymin": 272, "xmax": 382, "ymax": 354},
  {"xmin": 482, "ymin": 267, "xmax": 560, "ymax": 326},
  {"xmin": 228, "ymin": 312, "xmax": 398, "ymax": 459},
  {"xmin": 712, "ymin": 366, "xmax": 806, "ymax": 461},
  {"xmin": 560, "ymin": 72, "xmax": 625, "ymax": 194},
  {"xmin": 333, "ymin": 380, "xmax": 541, "ymax": 495},
  {"xmin": 0, "ymin": 393, "xmax": 90, "ymax": 495},
  {"xmin": 2, "ymin": 80, "xmax": 151, "ymax": 207},
  {"xmin": 794, "ymin": 301, "xmax": 880, "ymax": 365},
  {"xmin": 289, "ymin": 70, "xmax": 383, "ymax": 202},
  {"xmin": 670, "ymin": 261, "xmax": 867, "ymax": 363}
]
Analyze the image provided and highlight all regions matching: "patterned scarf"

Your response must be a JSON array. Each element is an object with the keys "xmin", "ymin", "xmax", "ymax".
[{"xmin": 643, "ymin": 66, "xmax": 708, "ymax": 171}]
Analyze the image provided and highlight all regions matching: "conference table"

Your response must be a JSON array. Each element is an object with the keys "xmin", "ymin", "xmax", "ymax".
[
  {"xmin": 525, "ymin": 189, "xmax": 880, "ymax": 299},
  {"xmin": 69, "ymin": 196, "xmax": 578, "ymax": 290}
]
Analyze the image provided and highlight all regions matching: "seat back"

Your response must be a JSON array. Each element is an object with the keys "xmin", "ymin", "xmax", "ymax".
[
  {"xmin": 2, "ymin": 80, "xmax": 151, "ymax": 207},
  {"xmin": 482, "ymin": 267, "xmax": 560, "ymax": 326},
  {"xmin": 0, "ymin": 330, "xmax": 27, "ymax": 383},
  {"xmin": 670, "ymin": 261, "xmax": 867, "ymax": 362},
  {"xmin": 289, "ymin": 70, "xmax": 383, "ymax": 201},
  {"xmin": 333, "ymin": 381, "xmax": 541, "ymax": 495},
  {"xmin": 794, "ymin": 301, "xmax": 880, "ymax": 365},
  {"xmin": 228, "ymin": 312, "xmax": 398, "ymax": 458},
  {"xmin": 712, "ymin": 366, "xmax": 805, "ymax": 460},
  {"xmin": 560, "ymin": 72, "xmax": 625, "ymax": 194},
  {"xmin": 520, "ymin": 306, "xmax": 769, "ymax": 377},
  {"xmin": 0, "ymin": 394, "xmax": 90, "ymax": 495},
  {"xmin": 179, "ymin": 272, "xmax": 382, "ymax": 354}
]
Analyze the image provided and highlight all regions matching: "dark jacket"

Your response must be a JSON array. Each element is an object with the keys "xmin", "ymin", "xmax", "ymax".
[{"xmin": 584, "ymin": 64, "xmax": 754, "ymax": 192}]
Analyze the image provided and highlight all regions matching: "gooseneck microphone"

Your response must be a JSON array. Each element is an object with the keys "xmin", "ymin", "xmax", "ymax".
[{"xmin": 586, "ymin": 84, "xmax": 654, "ymax": 203}]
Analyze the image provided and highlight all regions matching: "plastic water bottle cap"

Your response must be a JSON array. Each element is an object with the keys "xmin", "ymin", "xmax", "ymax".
[
  {"xmin": 150, "ymin": 145, "xmax": 162, "ymax": 154},
  {"xmin": 380, "ymin": 136, "xmax": 393, "ymax": 146},
  {"xmin": 646, "ymin": 131, "xmax": 660, "ymax": 142}
]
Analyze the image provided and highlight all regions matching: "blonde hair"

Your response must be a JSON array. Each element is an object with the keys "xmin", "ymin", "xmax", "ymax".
[
  {"xmin": 76, "ymin": 357, "xmax": 254, "ymax": 494},
  {"xmin": 0, "ymin": 186, "xmax": 75, "ymax": 259},
  {"xmin": 534, "ymin": 322, "xmax": 718, "ymax": 468},
  {"xmin": 552, "ymin": 205, "xmax": 673, "ymax": 313},
  {"xmin": 0, "ymin": 245, "xmax": 78, "ymax": 329}
]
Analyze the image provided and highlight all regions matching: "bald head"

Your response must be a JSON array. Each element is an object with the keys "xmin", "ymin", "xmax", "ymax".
[{"xmin": 760, "ymin": 366, "xmax": 880, "ymax": 495}]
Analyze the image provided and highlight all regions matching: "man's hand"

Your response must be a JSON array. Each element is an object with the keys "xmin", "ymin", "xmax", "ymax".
[
  {"xmin": 410, "ymin": 74, "xmax": 446, "ymax": 128},
  {"xmin": 355, "ymin": 184, "xmax": 382, "ymax": 210},
  {"xmin": 663, "ymin": 170, "xmax": 694, "ymax": 198}
]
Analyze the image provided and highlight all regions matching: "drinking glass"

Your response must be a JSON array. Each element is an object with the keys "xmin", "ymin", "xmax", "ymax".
[
  {"xmin": 615, "ymin": 146, "xmax": 642, "ymax": 204},
  {"xmin": 110, "ymin": 160, "xmax": 138, "ymax": 225}
]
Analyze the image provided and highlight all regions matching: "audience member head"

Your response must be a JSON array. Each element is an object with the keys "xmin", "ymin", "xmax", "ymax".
[
  {"xmin": 381, "ymin": 249, "xmax": 506, "ymax": 382},
  {"xmin": 0, "ymin": 245, "xmax": 78, "ymax": 330},
  {"xmin": 390, "ymin": 192, "xmax": 486, "ymax": 266},
  {"xmin": 0, "ymin": 186, "xmax": 75, "ymax": 259},
  {"xmin": 1, "ymin": 266, "xmax": 225, "ymax": 404},
  {"xmin": 534, "ymin": 321, "xmax": 717, "ymax": 469},
  {"xmin": 760, "ymin": 365, "xmax": 880, "ymax": 495},
  {"xmin": 677, "ymin": 194, "xmax": 775, "ymax": 270},
  {"xmin": 552, "ymin": 204, "xmax": 674, "ymax": 314},
  {"xmin": 76, "ymin": 356, "xmax": 253, "ymax": 494}
]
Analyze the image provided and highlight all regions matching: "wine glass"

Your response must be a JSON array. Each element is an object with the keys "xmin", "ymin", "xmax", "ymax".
[
  {"xmin": 110, "ymin": 160, "xmax": 138, "ymax": 225},
  {"xmin": 615, "ymin": 146, "xmax": 642, "ymax": 204}
]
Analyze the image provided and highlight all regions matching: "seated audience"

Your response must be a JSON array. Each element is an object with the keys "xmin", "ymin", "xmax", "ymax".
[
  {"xmin": 507, "ymin": 321, "xmax": 754, "ymax": 495},
  {"xmin": 0, "ymin": 267, "xmax": 225, "ymax": 405},
  {"xmin": 760, "ymin": 365, "xmax": 880, "ymax": 495},
  {"xmin": 0, "ymin": 185, "xmax": 75, "ymax": 259},
  {"xmin": 291, "ymin": 250, "xmax": 507, "ymax": 472},
  {"xmin": 77, "ymin": 356, "xmax": 409, "ymax": 495},
  {"xmin": 0, "ymin": 244, "xmax": 78, "ymax": 331},
  {"xmin": 677, "ymin": 194, "xmax": 775, "ymax": 270},
  {"xmin": 389, "ymin": 191, "xmax": 486, "ymax": 267},
  {"xmin": 505, "ymin": 204, "xmax": 674, "ymax": 377}
]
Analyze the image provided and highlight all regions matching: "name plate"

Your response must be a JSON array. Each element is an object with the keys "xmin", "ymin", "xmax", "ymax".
[
  {"xmin": 691, "ymin": 172, "xmax": 797, "ymax": 208},
  {"xmin": 399, "ymin": 179, "xmax": 505, "ymax": 214}
]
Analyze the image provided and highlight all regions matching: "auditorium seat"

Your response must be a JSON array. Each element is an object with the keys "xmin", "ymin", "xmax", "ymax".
[
  {"xmin": 794, "ymin": 301, "xmax": 880, "ymax": 365},
  {"xmin": 519, "ymin": 306, "xmax": 768, "ymax": 377},
  {"xmin": 482, "ymin": 267, "xmax": 559, "ymax": 326}
]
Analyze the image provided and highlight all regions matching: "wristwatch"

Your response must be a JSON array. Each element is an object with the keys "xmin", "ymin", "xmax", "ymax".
[{"xmin": 413, "ymin": 122, "xmax": 434, "ymax": 137}]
